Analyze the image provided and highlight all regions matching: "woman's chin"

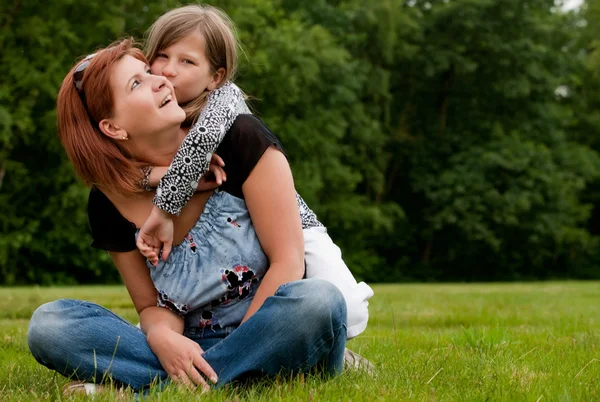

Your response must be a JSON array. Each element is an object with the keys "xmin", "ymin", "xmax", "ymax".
[
  {"xmin": 174, "ymin": 106, "xmax": 187, "ymax": 123},
  {"xmin": 161, "ymin": 105, "xmax": 186, "ymax": 125}
]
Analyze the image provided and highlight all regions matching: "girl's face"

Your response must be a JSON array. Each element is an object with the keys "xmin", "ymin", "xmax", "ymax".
[
  {"xmin": 151, "ymin": 31, "xmax": 222, "ymax": 104},
  {"xmin": 104, "ymin": 55, "xmax": 185, "ymax": 139}
]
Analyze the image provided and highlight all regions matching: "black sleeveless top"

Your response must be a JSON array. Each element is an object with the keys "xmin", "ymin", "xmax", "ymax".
[{"xmin": 87, "ymin": 115, "xmax": 285, "ymax": 252}]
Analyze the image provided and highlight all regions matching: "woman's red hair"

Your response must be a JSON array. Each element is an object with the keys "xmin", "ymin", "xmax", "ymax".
[{"xmin": 57, "ymin": 38, "xmax": 147, "ymax": 197}]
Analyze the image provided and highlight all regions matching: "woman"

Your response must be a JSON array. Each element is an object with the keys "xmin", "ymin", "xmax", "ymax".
[{"xmin": 27, "ymin": 39, "xmax": 347, "ymax": 393}]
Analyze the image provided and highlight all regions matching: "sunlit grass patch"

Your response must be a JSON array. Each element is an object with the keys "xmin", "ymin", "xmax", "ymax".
[{"xmin": 0, "ymin": 282, "xmax": 599, "ymax": 401}]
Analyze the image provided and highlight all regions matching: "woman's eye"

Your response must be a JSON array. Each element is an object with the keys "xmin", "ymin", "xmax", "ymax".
[
  {"xmin": 132, "ymin": 80, "xmax": 140, "ymax": 89},
  {"xmin": 183, "ymin": 59, "xmax": 194, "ymax": 65},
  {"xmin": 157, "ymin": 53, "xmax": 168, "ymax": 59},
  {"xmin": 146, "ymin": 69, "xmax": 152, "ymax": 75}
]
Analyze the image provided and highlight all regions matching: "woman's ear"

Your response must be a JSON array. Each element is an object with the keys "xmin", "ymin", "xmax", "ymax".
[
  {"xmin": 207, "ymin": 67, "xmax": 226, "ymax": 91},
  {"xmin": 99, "ymin": 119, "xmax": 129, "ymax": 141}
]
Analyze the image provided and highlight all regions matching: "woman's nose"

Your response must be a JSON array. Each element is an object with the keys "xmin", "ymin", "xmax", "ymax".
[{"xmin": 152, "ymin": 75, "xmax": 168, "ymax": 91}]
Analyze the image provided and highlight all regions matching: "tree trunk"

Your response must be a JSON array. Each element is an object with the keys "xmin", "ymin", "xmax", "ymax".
[
  {"xmin": 0, "ymin": 164, "xmax": 5, "ymax": 192},
  {"xmin": 423, "ymin": 237, "xmax": 433, "ymax": 264},
  {"xmin": 438, "ymin": 66, "xmax": 454, "ymax": 135}
]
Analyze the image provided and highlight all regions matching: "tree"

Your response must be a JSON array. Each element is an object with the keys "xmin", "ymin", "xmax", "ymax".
[{"xmin": 1, "ymin": 0, "xmax": 599, "ymax": 284}]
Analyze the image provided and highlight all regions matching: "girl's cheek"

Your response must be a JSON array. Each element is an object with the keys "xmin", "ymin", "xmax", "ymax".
[
  {"xmin": 150, "ymin": 62, "xmax": 164, "ymax": 76},
  {"xmin": 174, "ymin": 88, "xmax": 185, "ymax": 103}
]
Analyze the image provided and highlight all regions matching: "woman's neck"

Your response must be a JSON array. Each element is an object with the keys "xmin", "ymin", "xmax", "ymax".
[{"xmin": 126, "ymin": 126, "xmax": 190, "ymax": 166}]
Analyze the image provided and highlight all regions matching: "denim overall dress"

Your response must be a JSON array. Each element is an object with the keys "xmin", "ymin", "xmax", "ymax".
[{"xmin": 140, "ymin": 190, "xmax": 269, "ymax": 330}]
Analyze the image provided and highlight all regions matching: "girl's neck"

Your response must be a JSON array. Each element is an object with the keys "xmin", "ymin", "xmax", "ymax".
[{"xmin": 127, "ymin": 126, "xmax": 190, "ymax": 166}]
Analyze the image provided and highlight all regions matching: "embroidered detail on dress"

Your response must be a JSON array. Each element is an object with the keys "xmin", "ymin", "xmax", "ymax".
[
  {"xmin": 185, "ymin": 233, "xmax": 197, "ymax": 253},
  {"xmin": 227, "ymin": 217, "xmax": 241, "ymax": 228},
  {"xmin": 157, "ymin": 290, "xmax": 189, "ymax": 316},
  {"xmin": 219, "ymin": 265, "xmax": 258, "ymax": 302}
]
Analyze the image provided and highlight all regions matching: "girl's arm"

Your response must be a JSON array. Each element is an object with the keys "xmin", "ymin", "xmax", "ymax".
[
  {"xmin": 137, "ymin": 84, "xmax": 247, "ymax": 262},
  {"xmin": 146, "ymin": 153, "xmax": 226, "ymax": 190},
  {"xmin": 240, "ymin": 146, "xmax": 305, "ymax": 322},
  {"xmin": 153, "ymin": 82, "xmax": 249, "ymax": 216}
]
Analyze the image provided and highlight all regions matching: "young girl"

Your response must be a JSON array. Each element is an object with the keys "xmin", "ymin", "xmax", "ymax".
[{"xmin": 137, "ymin": 4, "xmax": 373, "ymax": 340}]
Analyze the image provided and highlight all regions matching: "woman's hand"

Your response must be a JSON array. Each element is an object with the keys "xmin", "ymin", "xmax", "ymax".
[
  {"xmin": 146, "ymin": 327, "xmax": 218, "ymax": 391},
  {"xmin": 137, "ymin": 206, "xmax": 174, "ymax": 265}
]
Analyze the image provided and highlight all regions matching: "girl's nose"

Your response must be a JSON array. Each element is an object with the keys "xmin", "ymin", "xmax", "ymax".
[{"xmin": 161, "ymin": 61, "xmax": 177, "ymax": 78}]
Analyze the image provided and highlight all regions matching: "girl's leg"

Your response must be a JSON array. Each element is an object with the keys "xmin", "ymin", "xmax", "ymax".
[
  {"xmin": 303, "ymin": 227, "xmax": 374, "ymax": 339},
  {"xmin": 201, "ymin": 278, "xmax": 347, "ymax": 386},
  {"xmin": 27, "ymin": 299, "xmax": 167, "ymax": 391}
]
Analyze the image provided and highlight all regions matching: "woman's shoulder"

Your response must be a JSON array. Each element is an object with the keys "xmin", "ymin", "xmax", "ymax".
[
  {"xmin": 230, "ymin": 114, "xmax": 264, "ymax": 130},
  {"xmin": 230, "ymin": 114, "xmax": 273, "ymax": 136},
  {"xmin": 216, "ymin": 115, "xmax": 286, "ymax": 198},
  {"xmin": 88, "ymin": 187, "xmax": 137, "ymax": 252},
  {"xmin": 88, "ymin": 187, "xmax": 118, "ymax": 216},
  {"xmin": 227, "ymin": 115, "xmax": 285, "ymax": 154}
]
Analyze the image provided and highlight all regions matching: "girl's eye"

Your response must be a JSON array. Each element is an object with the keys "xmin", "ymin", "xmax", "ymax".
[
  {"xmin": 132, "ymin": 80, "xmax": 140, "ymax": 90},
  {"xmin": 146, "ymin": 69, "xmax": 152, "ymax": 75},
  {"xmin": 182, "ymin": 59, "xmax": 194, "ymax": 65},
  {"xmin": 157, "ymin": 53, "xmax": 168, "ymax": 59}
]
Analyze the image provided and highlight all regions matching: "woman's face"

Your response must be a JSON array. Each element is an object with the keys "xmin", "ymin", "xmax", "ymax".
[
  {"xmin": 150, "ymin": 31, "xmax": 219, "ymax": 104},
  {"xmin": 108, "ymin": 55, "xmax": 185, "ymax": 138}
]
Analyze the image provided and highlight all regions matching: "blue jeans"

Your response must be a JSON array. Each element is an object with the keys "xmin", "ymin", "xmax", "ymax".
[{"xmin": 27, "ymin": 279, "xmax": 347, "ymax": 391}]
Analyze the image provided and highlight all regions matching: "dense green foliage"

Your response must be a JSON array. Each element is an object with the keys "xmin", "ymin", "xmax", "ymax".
[
  {"xmin": 2, "ymin": 282, "xmax": 600, "ymax": 400},
  {"xmin": 1, "ymin": 0, "xmax": 600, "ymax": 284}
]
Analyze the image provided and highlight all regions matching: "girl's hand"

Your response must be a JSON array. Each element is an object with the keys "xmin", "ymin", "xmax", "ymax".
[
  {"xmin": 147, "ymin": 327, "xmax": 218, "ymax": 391},
  {"xmin": 139, "ymin": 154, "xmax": 226, "ymax": 262},
  {"xmin": 195, "ymin": 154, "xmax": 227, "ymax": 192},
  {"xmin": 136, "ymin": 206, "xmax": 174, "ymax": 265}
]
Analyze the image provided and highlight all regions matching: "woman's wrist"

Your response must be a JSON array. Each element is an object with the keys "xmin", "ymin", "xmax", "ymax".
[
  {"xmin": 140, "ymin": 306, "xmax": 184, "ymax": 334},
  {"xmin": 146, "ymin": 324, "xmax": 171, "ymax": 345}
]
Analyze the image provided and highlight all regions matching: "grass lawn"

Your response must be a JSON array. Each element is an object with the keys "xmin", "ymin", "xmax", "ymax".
[{"xmin": 0, "ymin": 282, "xmax": 599, "ymax": 401}]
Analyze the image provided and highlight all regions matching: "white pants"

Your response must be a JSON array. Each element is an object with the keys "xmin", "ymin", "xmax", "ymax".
[{"xmin": 303, "ymin": 227, "xmax": 374, "ymax": 339}]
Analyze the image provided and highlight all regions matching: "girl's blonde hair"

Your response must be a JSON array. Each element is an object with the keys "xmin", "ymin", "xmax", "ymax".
[{"xmin": 145, "ymin": 4, "xmax": 240, "ymax": 126}]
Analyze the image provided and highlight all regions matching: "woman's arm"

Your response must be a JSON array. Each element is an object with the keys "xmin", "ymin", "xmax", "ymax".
[
  {"xmin": 109, "ymin": 250, "xmax": 183, "ymax": 333},
  {"xmin": 109, "ymin": 250, "xmax": 217, "ymax": 388},
  {"xmin": 153, "ymin": 82, "xmax": 249, "ymax": 216},
  {"xmin": 240, "ymin": 146, "xmax": 305, "ymax": 322}
]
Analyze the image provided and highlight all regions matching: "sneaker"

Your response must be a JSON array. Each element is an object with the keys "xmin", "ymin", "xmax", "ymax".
[
  {"xmin": 343, "ymin": 348, "xmax": 375, "ymax": 374},
  {"xmin": 62, "ymin": 381, "xmax": 127, "ymax": 398}
]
